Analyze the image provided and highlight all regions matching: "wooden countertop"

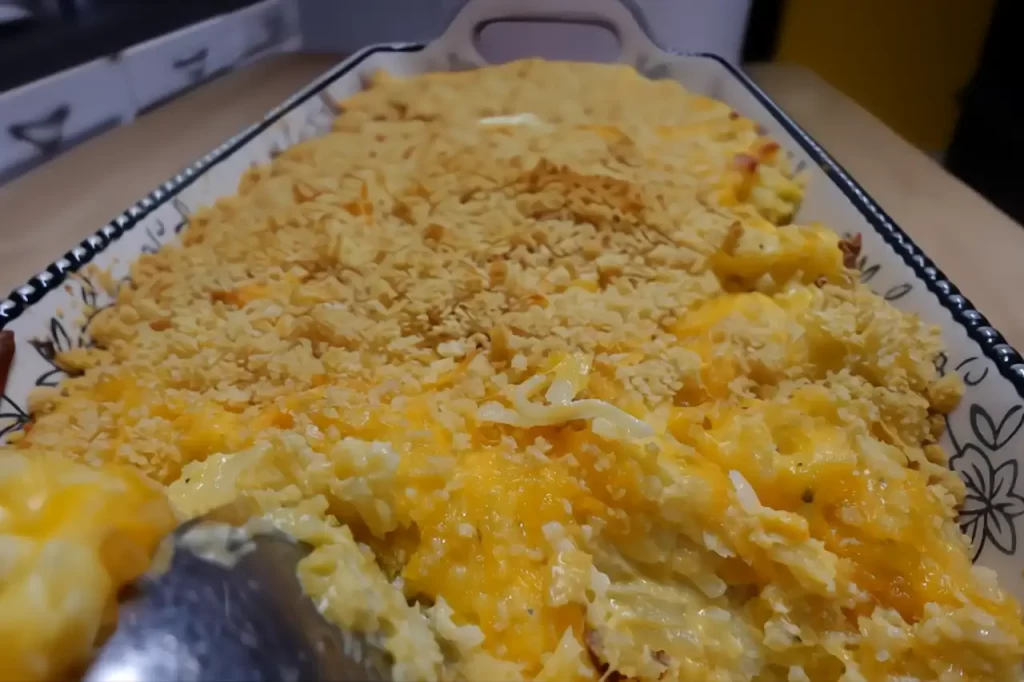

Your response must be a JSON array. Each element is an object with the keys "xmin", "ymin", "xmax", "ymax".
[{"xmin": 1, "ymin": 55, "xmax": 1022, "ymax": 344}]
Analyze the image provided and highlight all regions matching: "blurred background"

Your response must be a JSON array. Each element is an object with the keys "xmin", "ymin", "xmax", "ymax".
[{"xmin": 0, "ymin": 0, "xmax": 1017, "ymax": 222}]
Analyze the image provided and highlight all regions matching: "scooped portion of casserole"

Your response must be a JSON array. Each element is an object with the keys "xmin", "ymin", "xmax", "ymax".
[{"xmin": 4, "ymin": 60, "xmax": 1023, "ymax": 681}]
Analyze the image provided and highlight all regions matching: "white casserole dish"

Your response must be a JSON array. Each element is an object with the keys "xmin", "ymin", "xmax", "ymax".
[{"xmin": 3, "ymin": 0, "xmax": 1024, "ymax": 602}]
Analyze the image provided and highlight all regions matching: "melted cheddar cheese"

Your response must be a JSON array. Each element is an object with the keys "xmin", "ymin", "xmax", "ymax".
[
  {"xmin": 0, "ymin": 455, "xmax": 175, "ymax": 681},
  {"xmin": 5, "ymin": 59, "xmax": 1023, "ymax": 682}
]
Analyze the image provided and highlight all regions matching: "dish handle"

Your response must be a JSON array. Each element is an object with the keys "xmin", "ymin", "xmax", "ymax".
[{"xmin": 431, "ymin": 0, "xmax": 670, "ymax": 68}]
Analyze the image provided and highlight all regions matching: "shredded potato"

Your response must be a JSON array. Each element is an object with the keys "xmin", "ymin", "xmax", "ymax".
[{"xmin": 4, "ymin": 60, "xmax": 1024, "ymax": 680}]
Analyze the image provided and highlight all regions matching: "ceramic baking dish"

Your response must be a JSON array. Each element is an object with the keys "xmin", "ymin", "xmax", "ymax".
[{"xmin": 3, "ymin": 0, "xmax": 1023, "ymax": 601}]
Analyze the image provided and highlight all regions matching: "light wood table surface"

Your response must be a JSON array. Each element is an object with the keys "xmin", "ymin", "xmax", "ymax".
[{"xmin": 1, "ymin": 55, "xmax": 1022, "ymax": 344}]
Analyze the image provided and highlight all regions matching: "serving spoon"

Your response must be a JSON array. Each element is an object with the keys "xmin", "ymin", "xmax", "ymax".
[{"xmin": 84, "ymin": 505, "xmax": 393, "ymax": 682}]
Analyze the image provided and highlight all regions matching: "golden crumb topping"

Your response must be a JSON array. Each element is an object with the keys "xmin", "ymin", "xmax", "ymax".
[{"xmin": 5, "ymin": 60, "xmax": 1022, "ymax": 681}]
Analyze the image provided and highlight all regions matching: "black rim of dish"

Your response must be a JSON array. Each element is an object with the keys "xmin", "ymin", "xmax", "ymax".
[{"xmin": 3, "ymin": 44, "xmax": 1022, "ymax": 400}]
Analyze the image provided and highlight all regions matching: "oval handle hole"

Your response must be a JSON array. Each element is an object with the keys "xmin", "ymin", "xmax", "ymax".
[{"xmin": 475, "ymin": 19, "xmax": 622, "ymax": 64}]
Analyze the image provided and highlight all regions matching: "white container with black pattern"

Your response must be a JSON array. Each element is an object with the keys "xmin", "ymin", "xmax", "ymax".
[
  {"xmin": 119, "ymin": 15, "xmax": 242, "ymax": 115},
  {"xmin": 231, "ymin": 0, "xmax": 303, "ymax": 68},
  {"xmin": 0, "ymin": 57, "xmax": 134, "ymax": 182},
  {"xmin": 4, "ymin": 0, "xmax": 1024, "ymax": 603}
]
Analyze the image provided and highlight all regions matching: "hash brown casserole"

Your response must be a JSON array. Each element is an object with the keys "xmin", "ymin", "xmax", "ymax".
[{"xmin": 3, "ymin": 60, "xmax": 1024, "ymax": 681}]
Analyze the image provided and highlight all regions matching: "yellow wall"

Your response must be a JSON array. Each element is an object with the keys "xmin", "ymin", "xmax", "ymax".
[{"xmin": 775, "ymin": 0, "xmax": 995, "ymax": 151}]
